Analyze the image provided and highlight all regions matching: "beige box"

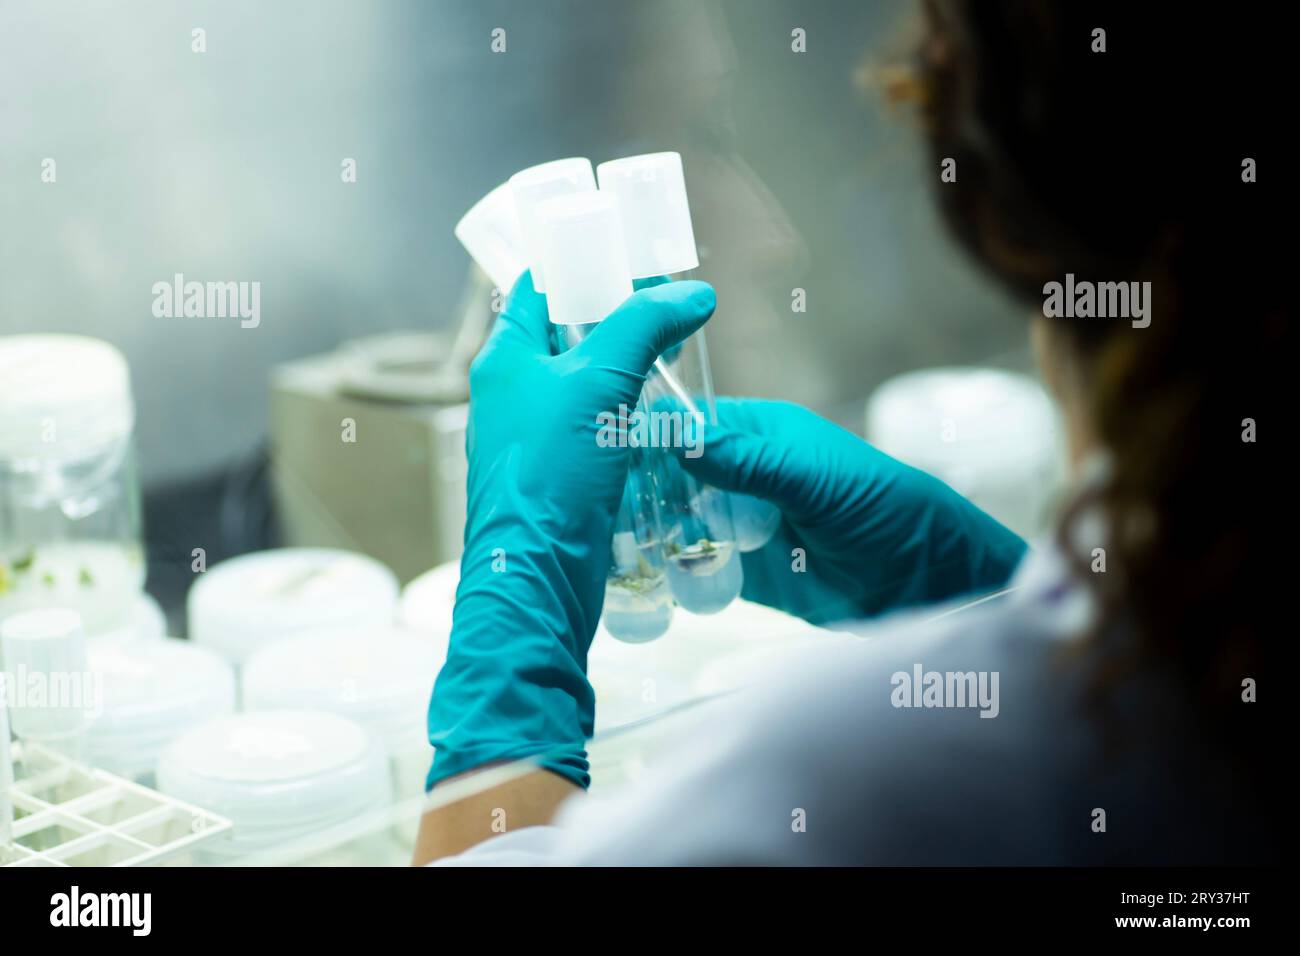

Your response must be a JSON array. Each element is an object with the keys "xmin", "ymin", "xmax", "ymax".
[{"xmin": 269, "ymin": 342, "xmax": 468, "ymax": 584}]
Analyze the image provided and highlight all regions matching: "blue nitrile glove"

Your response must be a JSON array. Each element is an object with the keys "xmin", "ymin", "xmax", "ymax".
[
  {"xmin": 674, "ymin": 398, "xmax": 1027, "ymax": 626},
  {"xmin": 426, "ymin": 273, "xmax": 717, "ymax": 791}
]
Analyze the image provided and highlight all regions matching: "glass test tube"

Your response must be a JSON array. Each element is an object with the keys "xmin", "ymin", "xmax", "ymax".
[
  {"xmin": 597, "ymin": 152, "xmax": 778, "ymax": 612},
  {"xmin": 532, "ymin": 187, "xmax": 675, "ymax": 643},
  {"xmin": 557, "ymin": 322, "xmax": 674, "ymax": 643}
]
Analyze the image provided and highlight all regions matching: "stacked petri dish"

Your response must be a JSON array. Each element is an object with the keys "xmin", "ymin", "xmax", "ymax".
[
  {"xmin": 86, "ymin": 637, "xmax": 236, "ymax": 783},
  {"xmin": 241, "ymin": 625, "xmax": 441, "ymax": 797},
  {"xmin": 156, "ymin": 710, "xmax": 391, "ymax": 860},
  {"xmin": 187, "ymin": 548, "xmax": 399, "ymax": 668}
]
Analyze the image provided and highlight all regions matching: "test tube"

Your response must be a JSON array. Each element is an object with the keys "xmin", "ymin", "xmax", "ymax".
[
  {"xmin": 531, "ymin": 189, "xmax": 676, "ymax": 642},
  {"xmin": 598, "ymin": 152, "xmax": 776, "ymax": 611}
]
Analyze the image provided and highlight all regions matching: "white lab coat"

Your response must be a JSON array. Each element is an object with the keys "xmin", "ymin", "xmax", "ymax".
[{"xmin": 436, "ymin": 543, "xmax": 1255, "ymax": 865}]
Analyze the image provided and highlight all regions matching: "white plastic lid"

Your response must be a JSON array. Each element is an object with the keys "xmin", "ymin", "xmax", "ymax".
[
  {"xmin": 0, "ymin": 607, "xmax": 88, "ymax": 739},
  {"xmin": 535, "ymin": 192, "xmax": 634, "ymax": 326},
  {"xmin": 509, "ymin": 157, "xmax": 596, "ymax": 292},
  {"xmin": 454, "ymin": 181, "xmax": 529, "ymax": 293},
  {"xmin": 596, "ymin": 152, "xmax": 700, "ymax": 278},
  {"xmin": 0, "ymin": 335, "xmax": 135, "ymax": 462},
  {"xmin": 156, "ymin": 710, "xmax": 390, "ymax": 852},
  {"xmin": 187, "ymin": 548, "xmax": 399, "ymax": 667},
  {"xmin": 86, "ymin": 638, "xmax": 236, "ymax": 779},
  {"xmin": 242, "ymin": 625, "xmax": 440, "ymax": 758}
]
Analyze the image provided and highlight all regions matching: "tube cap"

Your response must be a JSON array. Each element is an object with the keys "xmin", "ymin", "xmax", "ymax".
[
  {"xmin": 596, "ymin": 152, "xmax": 699, "ymax": 278},
  {"xmin": 453, "ymin": 182, "xmax": 528, "ymax": 293},
  {"xmin": 509, "ymin": 158, "xmax": 596, "ymax": 292},
  {"xmin": 535, "ymin": 192, "xmax": 633, "ymax": 326}
]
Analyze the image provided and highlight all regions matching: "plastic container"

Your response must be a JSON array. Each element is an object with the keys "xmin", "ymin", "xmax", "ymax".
[
  {"xmin": 85, "ymin": 638, "xmax": 236, "ymax": 782},
  {"xmin": 187, "ymin": 548, "xmax": 399, "ymax": 667},
  {"xmin": 0, "ymin": 608, "xmax": 89, "ymax": 745},
  {"xmin": 0, "ymin": 335, "xmax": 144, "ymax": 638},
  {"xmin": 156, "ymin": 710, "xmax": 391, "ymax": 858}
]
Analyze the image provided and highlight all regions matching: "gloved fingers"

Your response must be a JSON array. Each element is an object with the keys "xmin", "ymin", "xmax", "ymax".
[
  {"xmin": 631, "ymin": 277, "xmax": 686, "ymax": 361},
  {"xmin": 485, "ymin": 270, "xmax": 553, "ymax": 356},
  {"xmin": 712, "ymin": 396, "xmax": 802, "ymax": 435},
  {"xmin": 576, "ymin": 280, "xmax": 715, "ymax": 376},
  {"xmin": 672, "ymin": 421, "xmax": 811, "ymax": 516}
]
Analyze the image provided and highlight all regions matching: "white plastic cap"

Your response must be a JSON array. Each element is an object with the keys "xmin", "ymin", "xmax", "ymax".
[
  {"xmin": 535, "ymin": 192, "xmax": 634, "ymax": 326},
  {"xmin": 187, "ymin": 548, "xmax": 400, "ymax": 667},
  {"xmin": 0, "ymin": 335, "xmax": 134, "ymax": 462},
  {"xmin": 453, "ymin": 182, "xmax": 529, "ymax": 293},
  {"xmin": 596, "ymin": 152, "xmax": 700, "ymax": 278},
  {"xmin": 0, "ymin": 607, "xmax": 89, "ymax": 740},
  {"xmin": 509, "ymin": 158, "xmax": 596, "ymax": 292}
]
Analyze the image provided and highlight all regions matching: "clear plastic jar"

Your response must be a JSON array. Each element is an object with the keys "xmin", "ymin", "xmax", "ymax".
[{"xmin": 0, "ymin": 335, "xmax": 144, "ymax": 636}]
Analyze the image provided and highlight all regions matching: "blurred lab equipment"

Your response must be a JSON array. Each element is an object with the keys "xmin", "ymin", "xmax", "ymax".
[
  {"xmin": 0, "ymin": 608, "xmax": 89, "ymax": 754},
  {"xmin": 865, "ymin": 368, "xmax": 1063, "ymax": 540},
  {"xmin": 1, "ymin": 692, "xmax": 12, "ymax": 846},
  {"xmin": 269, "ymin": 330, "xmax": 473, "ymax": 583},
  {"xmin": 186, "ymin": 548, "xmax": 399, "ymax": 667},
  {"xmin": 242, "ymin": 625, "xmax": 443, "ymax": 796},
  {"xmin": 0, "ymin": 335, "xmax": 145, "ymax": 637},
  {"xmin": 85, "ymin": 638, "xmax": 236, "ymax": 782},
  {"xmin": 397, "ymin": 557, "xmax": 459, "ymax": 638},
  {"xmin": 156, "ymin": 709, "xmax": 391, "ymax": 860},
  {"xmin": 93, "ymin": 592, "xmax": 167, "ymax": 647},
  {"xmin": 1, "ymin": 739, "xmax": 232, "ymax": 867}
]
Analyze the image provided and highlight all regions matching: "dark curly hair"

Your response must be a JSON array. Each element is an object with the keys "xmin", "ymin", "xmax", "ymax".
[{"xmin": 888, "ymin": 2, "xmax": 1285, "ymax": 738}]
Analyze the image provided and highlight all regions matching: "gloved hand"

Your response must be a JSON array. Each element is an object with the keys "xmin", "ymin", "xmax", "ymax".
[
  {"xmin": 675, "ymin": 398, "xmax": 1027, "ymax": 626},
  {"xmin": 426, "ymin": 273, "xmax": 717, "ymax": 791}
]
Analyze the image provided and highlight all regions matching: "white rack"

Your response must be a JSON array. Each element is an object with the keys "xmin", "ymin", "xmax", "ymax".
[{"xmin": 1, "ymin": 741, "xmax": 231, "ymax": 867}]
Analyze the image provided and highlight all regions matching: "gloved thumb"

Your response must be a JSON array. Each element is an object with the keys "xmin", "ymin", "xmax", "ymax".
[{"xmin": 575, "ymin": 281, "xmax": 715, "ymax": 376}]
